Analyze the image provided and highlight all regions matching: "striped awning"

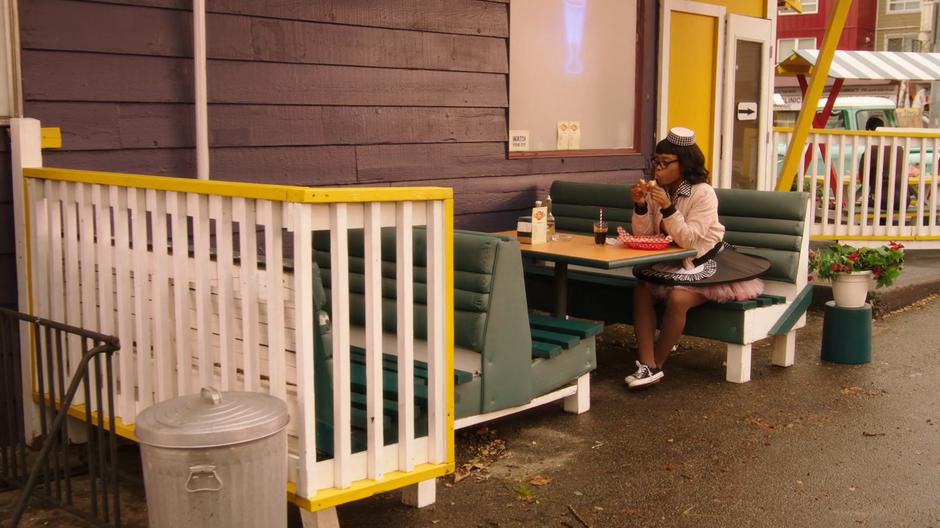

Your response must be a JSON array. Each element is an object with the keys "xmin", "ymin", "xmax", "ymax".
[{"xmin": 776, "ymin": 49, "xmax": 940, "ymax": 81}]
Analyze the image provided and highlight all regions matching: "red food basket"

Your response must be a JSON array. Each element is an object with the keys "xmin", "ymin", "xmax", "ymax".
[{"xmin": 616, "ymin": 226, "xmax": 673, "ymax": 250}]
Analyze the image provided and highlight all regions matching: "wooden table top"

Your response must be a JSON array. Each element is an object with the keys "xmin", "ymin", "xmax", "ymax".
[{"xmin": 494, "ymin": 231, "xmax": 696, "ymax": 270}]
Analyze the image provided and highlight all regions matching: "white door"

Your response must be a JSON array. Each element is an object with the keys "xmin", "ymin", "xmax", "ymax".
[{"xmin": 720, "ymin": 14, "xmax": 773, "ymax": 190}]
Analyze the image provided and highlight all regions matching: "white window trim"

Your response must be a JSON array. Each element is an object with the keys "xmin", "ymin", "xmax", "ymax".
[
  {"xmin": 779, "ymin": 0, "xmax": 818, "ymax": 15},
  {"xmin": 509, "ymin": 0, "xmax": 640, "ymax": 153},
  {"xmin": 884, "ymin": 33, "xmax": 921, "ymax": 51},
  {"xmin": 886, "ymin": 0, "xmax": 921, "ymax": 14},
  {"xmin": 777, "ymin": 37, "xmax": 817, "ymax": 58},
  {"xmin": 0, "ymin": 0, "xmax": 22, "ymax": 120}
]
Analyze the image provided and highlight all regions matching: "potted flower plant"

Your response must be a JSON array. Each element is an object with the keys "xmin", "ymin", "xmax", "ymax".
[{"xmin": 808, "ymin": 242, "xmax": 905, "ymax": 307}]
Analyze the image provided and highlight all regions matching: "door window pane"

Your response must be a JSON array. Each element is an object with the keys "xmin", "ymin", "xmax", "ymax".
[{"xmin": 731, "ymin": 41, "xmax": 762, "ymax": 189}]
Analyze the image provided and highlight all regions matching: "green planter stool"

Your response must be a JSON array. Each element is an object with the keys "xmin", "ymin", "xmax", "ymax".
[{"xmin": 820, "ymin": 301, "xmax": 872, "ymax": 364}]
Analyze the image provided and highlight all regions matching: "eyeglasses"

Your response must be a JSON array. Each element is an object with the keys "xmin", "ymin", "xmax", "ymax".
[{"xmin": 650, "ymin": 157, "xmax": 680, "ymax": 170}]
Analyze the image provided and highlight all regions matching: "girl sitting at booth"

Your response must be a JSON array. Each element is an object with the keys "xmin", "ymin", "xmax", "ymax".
[{"xmin": 626, "ymin": 127, "xmax": 770, "ymax": 389}]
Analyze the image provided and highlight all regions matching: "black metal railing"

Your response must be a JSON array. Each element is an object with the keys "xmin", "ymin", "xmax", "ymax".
[
  {"xmin": 0, "ymin": 307, "xmax": 28, "ymax": 491},
  {"xmin": 0, "ymin": 308, "xmax": 122, "ymax": 527}
]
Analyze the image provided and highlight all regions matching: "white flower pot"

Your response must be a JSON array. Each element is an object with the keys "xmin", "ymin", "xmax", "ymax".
[{"xmin": 831, "ymin": 271, "xmax": 873, "ymax": 308}]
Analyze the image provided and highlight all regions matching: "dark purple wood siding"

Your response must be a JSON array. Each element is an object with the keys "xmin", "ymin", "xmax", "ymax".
[
  {"xmin": 0, "ymin": 129, "xmax": 16, "ymax": 309},
  {"xmin": 19, "ymin": 0, "xmax": 657, "ymax": 230}
]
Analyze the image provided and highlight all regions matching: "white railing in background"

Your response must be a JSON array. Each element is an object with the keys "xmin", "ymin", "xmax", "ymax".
[
  {"xmin": 772, "ymin": 128, "xmax": 940, "ymax": 247},
  {"xmin": 11, "ymin": 119, "xmax": 454, "ymax": 513}
]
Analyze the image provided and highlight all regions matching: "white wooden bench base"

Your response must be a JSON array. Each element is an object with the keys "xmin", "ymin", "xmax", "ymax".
[{"xmin": 454, "ymin": 372, "xmax": 591, "ymax": 430}]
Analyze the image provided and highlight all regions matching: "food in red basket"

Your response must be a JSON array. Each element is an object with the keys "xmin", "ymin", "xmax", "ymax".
[{"xmin": 615, "ymin": 226, "xmax": 673, "ymax": 250}]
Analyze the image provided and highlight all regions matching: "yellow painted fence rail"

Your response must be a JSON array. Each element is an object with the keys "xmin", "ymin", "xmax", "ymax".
[{"xmin": 8, "ymin": 118, "xmax": 456, "ymax": 517}]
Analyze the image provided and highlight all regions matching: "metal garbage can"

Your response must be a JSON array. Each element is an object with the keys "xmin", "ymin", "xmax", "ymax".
[{"xmin": 135, "ymin": 387, "xmax": 289, "ymax": 528}]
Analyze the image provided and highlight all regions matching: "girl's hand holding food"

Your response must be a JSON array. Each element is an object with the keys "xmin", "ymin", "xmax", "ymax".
[
  {"xmin": 630, "ymin": 181, "xmax": 648, "ymax": 203},
  {"xmin": 649, "ymin": 185, "xmax": 670, "ymax": 208}
]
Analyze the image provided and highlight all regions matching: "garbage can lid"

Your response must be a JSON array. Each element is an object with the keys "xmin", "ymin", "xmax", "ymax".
[{"xmin": 135, "ymin": 387, "xmax": 290, "ymax": 448}]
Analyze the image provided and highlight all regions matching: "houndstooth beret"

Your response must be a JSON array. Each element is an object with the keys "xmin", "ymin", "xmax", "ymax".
[{"xmin": 666, "ymin": 127, "xmax": 696, "ymax": 147}]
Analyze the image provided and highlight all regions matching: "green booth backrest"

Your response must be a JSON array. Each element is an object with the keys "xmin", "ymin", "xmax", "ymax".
[
  {"xmin": 549, "ymin": 181, "xmax": 809, "ymax": 284},
  {"xmin": 714, "ymin": 188, "xmax": 809, "ymax": 284},
  {"xmin": 314, "ymin": 228, "xmax": 502, "ymax": 353},
  {"xmin": 550, "ymin": 181, "xmax": 635, "ymax": 235}
]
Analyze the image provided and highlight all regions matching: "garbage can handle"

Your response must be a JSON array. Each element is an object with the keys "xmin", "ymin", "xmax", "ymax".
[
  {"xmin": 201, "ymin": 387, "xmax": 223, "ymax": 405},
  {"xmin": 186, "ymin": 464, "xmax": 223, "ymax": 493}
]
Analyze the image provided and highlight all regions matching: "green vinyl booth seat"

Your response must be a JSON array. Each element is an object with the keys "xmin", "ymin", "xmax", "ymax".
[
  {"xmin": 525, "ymin": 181, "xmax": 814, "ymax": 383},
  {"xmin": 311, "ymin": 228, "xmax": 600, "ymax": 453}
]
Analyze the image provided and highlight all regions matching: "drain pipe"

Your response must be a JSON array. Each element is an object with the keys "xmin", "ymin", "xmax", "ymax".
[{"xmin": 194, "ymin": 0, "xmax": 209, "ymax": 180}]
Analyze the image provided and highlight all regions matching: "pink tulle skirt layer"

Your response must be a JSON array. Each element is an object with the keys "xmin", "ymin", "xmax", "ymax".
[{"xmin": 647, "ymin": 278, "xmax": 765, "ymax": 303}]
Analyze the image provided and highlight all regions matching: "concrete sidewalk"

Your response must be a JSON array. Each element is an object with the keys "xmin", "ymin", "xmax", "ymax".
[{"xmin": 333, "ymin": 253, "xmax": 940, "ymax": 528}]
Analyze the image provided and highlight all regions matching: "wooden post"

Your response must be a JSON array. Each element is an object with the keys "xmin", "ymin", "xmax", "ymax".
[
  {"xmin": 776, "ymin": 0, "xmax": 854, "ymax": 192},
  {"xmin": 9, "ymin": 118, "xmax": 43, "ymax": 441}
]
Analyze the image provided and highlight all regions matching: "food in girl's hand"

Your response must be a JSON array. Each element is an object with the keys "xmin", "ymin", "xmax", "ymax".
[{"xmin": 637, "ymin": 179, "xmax": 657, "ymax": 193}]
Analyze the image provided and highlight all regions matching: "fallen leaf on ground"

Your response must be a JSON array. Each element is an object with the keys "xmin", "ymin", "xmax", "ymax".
[
  {"xmin": 453, "ymin": 468, "xmax": 471, "ymax": 483},
  {"xmin": 528, "ymin": 475, "xmax": 552, "ymax": 486},
  {"xmin": 748, "ymin": 416, "xmax": 777, "ymax": 429},
  {"xmin": 515, "ymin": 481, "xmax": 537, "ymax": 502}
]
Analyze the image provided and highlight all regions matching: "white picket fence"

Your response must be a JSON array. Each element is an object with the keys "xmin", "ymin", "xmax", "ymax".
[
  {"xmin": 772, "ymin": 128, "xmax": 940, "ymax": 247},
  {"xmin": 10, "ymin": 119, "xmax": 455, "ymax": 513}
]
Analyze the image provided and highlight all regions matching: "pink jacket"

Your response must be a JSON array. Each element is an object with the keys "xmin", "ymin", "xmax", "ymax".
[{"xmin": 632, "ymin": 181, "xmax": 725, "ymax": 269}]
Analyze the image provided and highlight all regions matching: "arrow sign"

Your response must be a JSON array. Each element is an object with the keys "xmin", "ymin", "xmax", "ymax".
[{"xmin": 737, "ymin": 102, "xmax": 758, "ymax": 121}]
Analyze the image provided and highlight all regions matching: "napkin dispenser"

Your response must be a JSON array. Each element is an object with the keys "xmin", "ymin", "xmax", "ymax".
[
  {"xmin": 516, "ymin": 215, "xmax": 533, "ymax": 244},
  {"xmin": 518, "ymin": 211, "xmax": 548, "ymax": 244}
]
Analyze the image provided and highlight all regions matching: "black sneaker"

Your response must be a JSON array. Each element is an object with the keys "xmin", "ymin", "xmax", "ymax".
[
  {"xmin": 626, "ymin": 362, "xmax": 664, "ymax": 389},
  {"xmin": 624, "ymin": 360, "xmax": 646, "ymax": 385}
]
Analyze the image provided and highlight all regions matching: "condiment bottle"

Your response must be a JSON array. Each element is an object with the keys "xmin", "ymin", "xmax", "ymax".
[{"xmin": 546, "ymin": 195, "xmax": 557, "ymax": 241}]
